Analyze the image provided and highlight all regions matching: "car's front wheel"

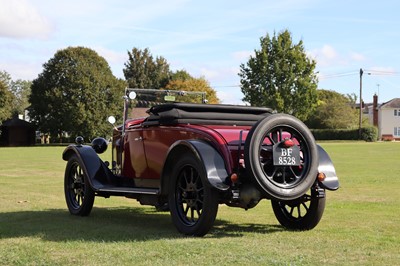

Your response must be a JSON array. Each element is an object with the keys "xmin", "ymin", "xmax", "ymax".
[
  {"xmin": 168, "ymin": 154, "xmax": 219, "ymax": 236},
  {"xmin": 271, "ymin": 188, "xmax": 326, "ymax": 230},
  {"xmin": 64, "ymin": 155, "xmax": 95, "ymax": 216}
]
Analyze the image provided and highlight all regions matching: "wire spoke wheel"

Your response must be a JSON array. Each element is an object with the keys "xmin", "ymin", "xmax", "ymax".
[
  {"xmin": 169, "ymin": 153, "xmax": 219, "ymax": 236},
  {"xmin": 259, "ymin": 125, "xmax": 308, "ymax": 187},
  {"xmin": 64, "ymin": 155, "xmax": 95, "ymax": 216},
  {"xmin": 245, "ymin": 114, "xmax": 318, "ymax": 200},
  {"xmin": 67, "ymin": 163, "xmax": 85, "ymax": 208},
  {"xmin": 177, "ymin": 166, "xmax": 204, "ymax": 225},
  {"xmin": 271, "ymin": 188, "xmax": 326, "ymax": 230}
]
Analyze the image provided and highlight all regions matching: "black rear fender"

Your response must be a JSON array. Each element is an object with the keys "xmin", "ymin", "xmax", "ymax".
[
  {"xmin": 160, "ymin": 140, "xmax": 230, "ymax": 196},
  {"xmin": 317, "ymin": 145, "xmax": 339, "ymax": 191}
]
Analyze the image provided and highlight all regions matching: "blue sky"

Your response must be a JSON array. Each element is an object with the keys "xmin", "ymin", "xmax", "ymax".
[{"xmin": 1, "ymin": 0, "xmax": 399, "ymax": 105}]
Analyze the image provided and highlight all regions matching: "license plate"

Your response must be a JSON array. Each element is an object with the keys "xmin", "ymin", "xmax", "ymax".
[{"xmin": 273, "ymin": 144, "xmax": 300, "ymax": 166}]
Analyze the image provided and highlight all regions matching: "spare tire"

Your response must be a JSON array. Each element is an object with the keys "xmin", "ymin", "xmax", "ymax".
[{"xmin": 244, "ymin": 114, "xmax": 318, "ymax": 200}]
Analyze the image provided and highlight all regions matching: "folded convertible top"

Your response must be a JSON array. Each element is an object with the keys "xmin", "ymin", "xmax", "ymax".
[{"xmin": 145, "ymin": 103, "xmax": 273, "ymax": 126}]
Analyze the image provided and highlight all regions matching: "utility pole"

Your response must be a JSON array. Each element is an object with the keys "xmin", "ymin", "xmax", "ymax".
[{"xmin": 359, "ymin": 68, "xmax": 363, "ymax": 139}]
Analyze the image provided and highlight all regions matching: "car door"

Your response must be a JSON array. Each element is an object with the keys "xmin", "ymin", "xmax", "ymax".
[{"xmin": 123, "ymin": 127, "xmax": 148, "ymax": 181}]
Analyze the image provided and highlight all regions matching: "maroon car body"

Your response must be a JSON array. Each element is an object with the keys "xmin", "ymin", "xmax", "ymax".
[{"xmin": 62, "ymin": 89, "xmax": 339, "ymax": 236}]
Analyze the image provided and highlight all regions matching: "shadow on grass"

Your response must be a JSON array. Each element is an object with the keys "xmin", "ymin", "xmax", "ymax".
[{"xmin": 0, "ymin": 207, "xmax": 284, "ymax": 241}]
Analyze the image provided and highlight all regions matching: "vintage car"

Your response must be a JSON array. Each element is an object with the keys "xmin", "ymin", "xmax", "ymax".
[{"xmin": 62, "ymin": 88, "xmax": 339, "ymax": 236}]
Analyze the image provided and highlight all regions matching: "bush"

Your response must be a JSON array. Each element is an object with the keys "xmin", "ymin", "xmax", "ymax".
[
  {"xmin": 360, "ymin": 126, "xmax": 378, "ymax": 142},
  {"xmin": 311, "ymin": 126, "xmax": 378, "ymax": 142}
]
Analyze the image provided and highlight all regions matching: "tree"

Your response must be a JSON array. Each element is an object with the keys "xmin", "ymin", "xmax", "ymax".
[
  {"xmin": 0, "ymin": 79, "xmax": 14, "ymax": 123},
  {"xmin": 0, "ymin": 70, "xmax": 12, "ymax": 86},
  {"xmin": 0, "ymin": 70, "xmax": 32, "ymax": 117},
  {"xmin": 239, "ymin": 29, "xmax": 318, "ymax": 120},
  {"xmin": 10, "ymin": 79, "xmax": 32, "ymax": 117},
  {"xmin": 29, "ymin": 46, "xmax": 126, "ymax": 142},
  {"xmin": 164, "ymin": 76, "xmax": 220, "ymax": 104},
  {"xmin": 170, "ymin": 69, "xmax": 193, "ymax": 81},
  {"xmin": 306, "ymin": 89, "xmax": 359, "ymax": 129},
  {"xmin": 123, "ymin": 47, "xmax": 170, "ymax": 89}
]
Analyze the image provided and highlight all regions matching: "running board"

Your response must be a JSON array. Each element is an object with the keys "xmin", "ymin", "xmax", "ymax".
[{"xmin": 96, "ymin": 185, "xmax": 159, "ymax": 195}]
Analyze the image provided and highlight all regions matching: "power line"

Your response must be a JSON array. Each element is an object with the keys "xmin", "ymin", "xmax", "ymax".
[
  {"xmin": 318, "ymin": 71, "xmax": 359, "ymax": 80},
  {"xmin": 364, "ymin": 69, "xmax": 400, "ymax": 76},
  {"xmin": 319, "ymin": 69, "xmax": 400, "ymax": 80},
  {"xmin": 211, "ymin": 69, "xmax": 399, "ymax": 88}
]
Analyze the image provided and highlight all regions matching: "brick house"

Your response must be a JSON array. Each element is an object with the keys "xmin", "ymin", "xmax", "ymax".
[{"xmin": 367, "ymin": 95, "xmax": 400, "ymax": 140}]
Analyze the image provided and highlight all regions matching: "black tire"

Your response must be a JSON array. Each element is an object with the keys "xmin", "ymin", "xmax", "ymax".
[
  {"xmin": 64, "ymin": 155, "xmax": 95, "ymax": 216},
  {"xmin": 271, "ymin": 188, "xmax": 326, "ymax": 230},
  {"xmin": 168, "ymin": 153, "xmax": 219, "ymax": 236},
  {"xmin": 245, "ymin": 114, "xmax": 318, "ymax": 200}
]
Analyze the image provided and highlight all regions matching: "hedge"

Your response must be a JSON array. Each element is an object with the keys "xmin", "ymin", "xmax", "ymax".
[{"xmin": 311, "ymin": 126, "xmax": 378, "ymax": 142}]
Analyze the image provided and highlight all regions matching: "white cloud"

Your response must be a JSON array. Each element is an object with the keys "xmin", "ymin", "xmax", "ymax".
[
  {"xmin": 309, "ymin": 44, "xmax": 369, "ymax": 68},
  {"xmin": 320, "ymin": 45, "xmax": 337, "ymax": 60},
  {"xmin": 94, "ymin": 46, "xmax": 127, "ymax": 78},
  {"xmin": 232, "ymin": 50, "xmax": 254, "ymax": 61},
  {"xmin": 308, "ymin": 44, "xmax": 339, "ymax": 67},
  {"xmin": 0, "ymin": 61, "xmax": 41, "ymax": 80},
  {"xmin": 350, "ymin": 52, "xmax": 366, "ymax": 62},
  {"xmin": 216, "ymin": 89, "xmax": 244, "ymax": 105},
  {"xmin": 198, "ymin": 65, "xmax": 241, "ymax": 85},
  {"xmin": 95, "ymin": 46, "xmax": 126, "ymax": 65},
  {"xmin": 0, "ymin": 0, "xmax": 53, "ymax": 39},
  {"xmin": 200, "ymin": 67, "xmax": 219, "ymax": 79}
]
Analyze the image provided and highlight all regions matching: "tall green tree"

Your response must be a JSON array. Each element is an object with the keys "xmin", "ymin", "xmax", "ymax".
[
  {"xmin": 239, "ymin": 29, "xmax": 318, "ymax": 120},
  {"xmin": 29, "ymin": 46, "xmax": 125, "ymax": 141},
  {"xmin": 123, "ymin": 47, "xmax": 170, "ymax": 89},
  {"xmin": 0, "ymin": 79, "xmax": 15, "ymax": 123},
  {"xmin": 306, "ymin": 89, "xmax": 359, "ymax": 129}
]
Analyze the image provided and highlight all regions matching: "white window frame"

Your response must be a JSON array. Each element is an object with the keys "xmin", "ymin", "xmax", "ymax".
[{"xmin": 394, "ymin": 127, "xmax": 400, "ymax": 136}]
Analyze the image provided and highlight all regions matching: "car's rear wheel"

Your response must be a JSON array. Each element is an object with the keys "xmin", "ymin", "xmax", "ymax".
[
  {"xmin": 271, "ymin": 188, "xmax": 326, "ymax": 230},
  {"xmin": 245, "ymin": 114, "xmax": 318, "ymax": 200},
  {"xmin": 64, "ymin": 155, "xmax": 95, "ymax": 216},
  {"xmin": 168, "ymin": 154, "xmax": 219, "ymax": 236}
]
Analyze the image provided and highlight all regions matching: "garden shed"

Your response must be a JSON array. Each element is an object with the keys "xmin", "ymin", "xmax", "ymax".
[{"xmin": 0, "ymin": 117, "xmax": 36, "ymax": 146}]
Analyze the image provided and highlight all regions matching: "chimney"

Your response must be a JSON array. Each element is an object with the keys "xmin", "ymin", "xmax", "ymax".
[{"xmin": 373, "ymin": 94, "xmax": 378, "ymax": 127}]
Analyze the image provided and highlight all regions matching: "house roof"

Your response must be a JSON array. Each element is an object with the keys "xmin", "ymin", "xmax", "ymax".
[
  {"xmin": 380, "ymin": 98, "xmax": 400, "ymax": 109},
  {"xmin": 1, "ymin": 117, "xmax": 35, "ymax": 128}
]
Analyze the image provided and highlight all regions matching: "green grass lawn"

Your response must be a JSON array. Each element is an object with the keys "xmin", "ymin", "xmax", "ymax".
[{"xmin": 1, "ymin": 142, "xmax": 399, "ymax": 265}]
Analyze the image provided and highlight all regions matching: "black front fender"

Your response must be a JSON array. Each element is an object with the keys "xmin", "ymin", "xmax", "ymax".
[
  {"xmin": 62, "ymin": 144, "xmax": 110, "ymax": 189},
  {"xmin": 317, "ymin": 145, "xmax": 339, "ymax": 191}
]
